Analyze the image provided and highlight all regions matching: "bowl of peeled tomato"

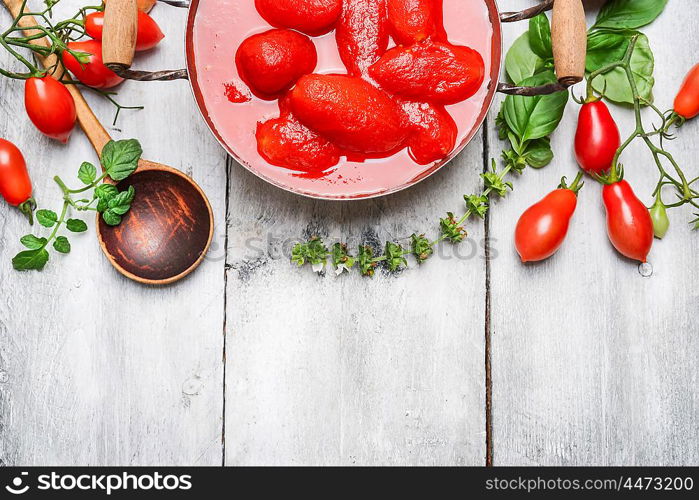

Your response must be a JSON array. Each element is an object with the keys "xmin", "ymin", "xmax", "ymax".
[{"xmin": 108, "ymin": 0, "xmax": 585, "ymax": 199}]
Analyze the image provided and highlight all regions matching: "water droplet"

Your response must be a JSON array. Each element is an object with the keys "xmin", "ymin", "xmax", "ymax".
[{"xmin": 639, "ymin": 262, "xmax": 653, "ymax": 277}]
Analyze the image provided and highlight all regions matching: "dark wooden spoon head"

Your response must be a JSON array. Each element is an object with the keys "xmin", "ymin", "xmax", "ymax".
[{"xmin": 97, "ymin": 162, "xmax": 214, "ymax": 285}]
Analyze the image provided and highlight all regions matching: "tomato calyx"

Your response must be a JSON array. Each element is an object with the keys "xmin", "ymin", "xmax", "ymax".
[
  {"xmin": 558, "ymin": 172, "xmax": 585, "ymax": 195},
  {"xmin": 17, "ymin": 197, "xmax": 37, "ymax": 225},
  {"xmin": 595, "ymin": 163, "xmax": 625, "ymax": 186}
]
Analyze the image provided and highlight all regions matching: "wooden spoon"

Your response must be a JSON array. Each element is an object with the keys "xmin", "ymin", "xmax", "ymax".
[{"xmin": 4, "ymin": 0, "xmax": 214, "ymax": 285}]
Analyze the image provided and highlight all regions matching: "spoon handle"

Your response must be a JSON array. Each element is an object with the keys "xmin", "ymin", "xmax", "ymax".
[{"xmin": 3, "ymin": 0, "xmax": 113, "ymax": 154}]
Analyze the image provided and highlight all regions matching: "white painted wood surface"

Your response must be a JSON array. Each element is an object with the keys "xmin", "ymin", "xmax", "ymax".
[{"xmin": 0, "ymin": 0, "xmax": 696, "ymax": 466}]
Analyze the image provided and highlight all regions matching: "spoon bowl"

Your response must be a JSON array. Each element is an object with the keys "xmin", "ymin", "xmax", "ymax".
[{"xmin": 97, "ymin": 161, "xmax": 214, "ymax": 284}]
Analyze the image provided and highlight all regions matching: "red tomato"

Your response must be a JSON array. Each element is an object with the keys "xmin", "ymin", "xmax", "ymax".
[
  {"xmin": 602, "ymin": 180, "xmax": 654, "ymax": 263},
  {"xmin": 24, "ymin": 75, "xmax": 77, "ymax": 143},
  {"xmin": 515, "ymin": 181, "xmax": 580, "ymax": 263},
  {"xmin": 62, "ymin": 40, "xmax": 124, "ymax": 89},
  {"xmin": 674, "ymin": 63, "xmax": 699, "ymax": 119},
  {"xmin": 85, "ymin": 11, "xmax": 164, "ymax": 52},
  {"xmin": 575, "ymin": 100, "xmax": 620, "ymax": 175},
  {"xmin": 0, "ymin": 138, "xmax": 32, "ymax": 206}
]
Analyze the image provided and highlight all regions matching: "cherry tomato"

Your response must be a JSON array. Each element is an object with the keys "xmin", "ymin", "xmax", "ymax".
[
  {"xmin": 515, "ymin": 175, "xmax": 582, "ymax": 263},
  {"xmin": 650, "ymin": 196, "xmax": 670, "ymax": 239},
  {"xmin": 24, "ymin": 75, "xmax": 77, "ymax": 144},
  {"xmin": 673, "ymin": 63, "xmax": 699, "ymax": 120},
  {"xmin": 602, "ymin": 180, "xmax": 654, "ymax": 263},
  {"xmin": 575, "ymin": 100, "xmax": 620, "ymax": 175},
  {"xmin": 85, "ymin": 11, "xmax": 164, "ymax": 52},
  {"xmin": 0, "ymin": 138, "xmax": 35, "ymax": 223},
  {"xmin": 62, "ymin": 40, "xmax": 124, "ymax": 89}
]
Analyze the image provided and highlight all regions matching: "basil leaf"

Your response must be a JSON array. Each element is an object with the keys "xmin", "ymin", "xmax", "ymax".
[
  {"xmin": 20, "ymin": 234, "xmax": 47, "ymax": 249},
  {"xmin": 95, "ymin": 184, "xmax": 119, "ymax": 213},
  {"xmin": 102, "ymin": 210, "xmax": 122, "ymax": 226},
  {"xmin": 593, "ymin": 0, "xmax": 668, "ymax": 30},
  {"xmin": 53, "ymin": 236, "xmax": 71, "ymax": 254},
  {"xmin": 505, "ymin": 32, "xmax": 547, "ymax": 85},
  {"xmin": 529, "ymin": 14, "xmax": 552, "ymax": 60},
  {"xmin": 77, "ymin": 162, "xmax": 97, "ymax": 185},
  {"xmin": 524, "ymin": 138, "xmax": 554, "ymax": 168},
  {"xmin": 95, "ymin": 184, "xmax": 119, "ymax": 200},
  {"xmin": 12, "ymin": 249, "xmax": 49, "ymax": 271},
  {"xmin": 503, "ymin": 71, "xmax": 569, "ymax": 142},
  {"xmin": 586, "ymin": 30, "xmax": 629, "ymax": 72},
  {"xmin": 36, "ymin": 209, "xmax": 58, "ymax": 228},
  {"xmin": 107, "ymin": 186, "xmax": 135, "ymax": 215},
  {"xmin": 66, "ymin": 219, "xmax": 88, "ymax": 233},
  {"xmin": 101, "ymin": 139, "xmax": 142, "ymax": 181},
  {"xmin": 590, "ymin": 33, "xmax": 654, "ymax": 105}
]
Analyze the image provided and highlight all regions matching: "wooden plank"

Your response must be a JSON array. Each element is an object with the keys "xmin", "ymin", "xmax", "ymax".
[
  {"xmin": 489, "ymin": 0, "xmax": 699, "ymax": 465},
  {"xmin": 0, "ymin": 1, "xmax": 227, "ymax": 465},
  {"xmin": 224, "ymin": 137, "xmax": 488, "ymax": 465}
]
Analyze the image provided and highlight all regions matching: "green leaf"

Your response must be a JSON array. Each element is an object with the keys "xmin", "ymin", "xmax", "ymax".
[
  {"xmin": 101, "ymin": 139, "xmax": 143, "ymax": 181},
  {"xmin": 102, "ymin": 210, "xmax": 122, "ymax": 227},
  {"xmin": 529, "ymin": 14, "xmax": 552, "ymax": 60},
  {"xmin": 593, "ymin": 0, "xmax": 668, "ymax": 30},
  {"xmin": 439, "ymin": 212, "xmax": 467, "ymax": 243},
  {"xmin": 331, "ymin": 243, "xmax": 355, "ymax": 274},
  {"xmin": 77, "ymin": 162, "xmax": 97, "ymax": 185},
  {"xmin": 66, "ymin": 219, "xmax": 88, "ymax": 232},
  {"xmin": 358, "ymin": 245, "xmax": 377, "ymax": 277},
  {"xmin": 503, "ymin": 71, "xmax": 569, "ymax": 142},
  {"xmin": 464, "ymin": 194, "xmax": 489, "ymax": 218},
  {"xmin": 505, "ymin": 32, "xmax": 547, "ymax": 85},
  {"xmin": 53, "ymin": 236, "xmax": 71, "ymax": 254},
  {"xmin": 410, "ymin": 234, "xmax": 433, "ymax": 264},
  {"xmin": 20, "ymin": 234, "xmax": 47, "ymax": 249},
  {"xmin": 95, "ymin": 184, "xmax": 119, "ymax": 213},
  {"xmin": 590, "ymin": 33, "xmax": 654, "ymax": 105},
  {"xmin": 12, "ymin": 249, "xmax": 49, "ymax": 271},
  {"xmin": 107, "ymin": 186, "xmax": 136, "ymax": 216},
  {"xmin": 36, "ymin": 209, "xmax": 58, "ymax": 228},
  {"xmin": 586, "ymin": 30, "xmax": 629, "ymax": 72},
  {"xmin": 524, "ymin": 138, "xmax": 554, "ymax": 168},
  {"xmin": 384, "ymin": 242, "xmax": 407, "ymax": 272},
  {"xmin": 95, "ymin": 183, "xmax": 119, "ymax": 200}
]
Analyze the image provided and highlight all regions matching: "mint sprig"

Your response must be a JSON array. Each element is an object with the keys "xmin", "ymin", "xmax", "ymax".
[{"xmin": 12, "ymin": 139, "xmax": 142, "ymax": 272}]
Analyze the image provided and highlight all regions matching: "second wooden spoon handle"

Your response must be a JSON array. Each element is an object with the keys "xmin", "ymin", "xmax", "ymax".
[
  {"xmin": 2, "ymin": 0, "xmax": 112, "ymax": 154},
  {"xmin": 551, "ymin": 0, "xmax": 587, "ymax": 86},
  {"xmin": 102, "ymin": 0, "xmax": 138, "ymax": 71}
]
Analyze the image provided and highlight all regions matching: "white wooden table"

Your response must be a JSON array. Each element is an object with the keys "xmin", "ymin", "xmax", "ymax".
[{"xmin": 0, "ymin": 0, "xmax": 697, "ymax": 466}]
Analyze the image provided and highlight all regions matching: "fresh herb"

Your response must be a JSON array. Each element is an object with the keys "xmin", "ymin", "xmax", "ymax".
[{"xmin": 12, "ymin": 139, "xmax": 142, "ymax": 271}]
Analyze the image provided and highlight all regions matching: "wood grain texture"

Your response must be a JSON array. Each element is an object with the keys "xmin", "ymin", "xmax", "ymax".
[
  {"xmin": 223, "ymin": 139, "xmax": 488, "ymax": 465},
  {"xmin": 0, "ymin": 1, "xmax": 227, "ymax": 465},
  {"xmin": 489, "ymin": 0, "xmax": 699, "ymax": 466}
]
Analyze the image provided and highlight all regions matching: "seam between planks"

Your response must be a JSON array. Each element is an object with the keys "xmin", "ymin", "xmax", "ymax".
[
  {"xmin": 221, "ymin": 156, "xmax": 233, "ymax": 466},
  {"xmin": 482, "ymin": 123, "xmax": 494, "ymax": 467}
]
